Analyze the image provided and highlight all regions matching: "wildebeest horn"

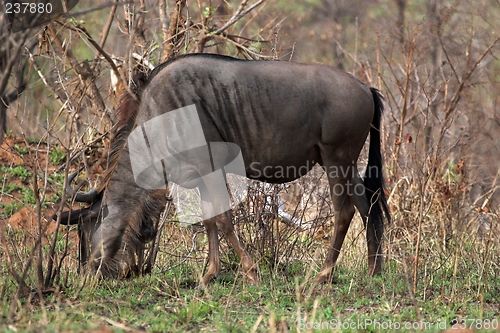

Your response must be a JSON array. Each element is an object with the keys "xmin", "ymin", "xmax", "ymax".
[
  {"xmin": 56, "ymin": 206, "xmax": 99, "ymax": 225},
  {"xmin": 66, "ymin": 170, "xmax": 98, "ymax": 203}
]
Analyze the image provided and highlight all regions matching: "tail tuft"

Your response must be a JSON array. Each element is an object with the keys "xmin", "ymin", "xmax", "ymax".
[{"xmin": 364, "ymin": 88, "xmax": 391, "ymax": 233}]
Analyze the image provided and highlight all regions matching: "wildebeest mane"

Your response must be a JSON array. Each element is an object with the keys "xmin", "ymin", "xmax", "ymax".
[{"xmin": 97, "ymin": 73, "xmax": 147, "ymax": 193}]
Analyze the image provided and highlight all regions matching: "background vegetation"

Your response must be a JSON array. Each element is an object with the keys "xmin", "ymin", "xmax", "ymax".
[{"xmin": 1, "ymin": 0, "xmax": 499, "ymax": 332}]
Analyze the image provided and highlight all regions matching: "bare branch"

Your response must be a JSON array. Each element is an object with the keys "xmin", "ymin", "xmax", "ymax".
[
  {"xmin": 159, "ymin": 0, "xmax": 169, "ymax": 46},
  {"xmin": 47, "ymin": 24, "xmax": 107, "ymax": 117},
  {"xmin": 0, "ymin": 30, "xmax": 30, "ymax": 98},
  {"xmin": 212, "ymin": 34, "xmax": 273, "ymax": 59},
  {"xmin": 0, "ymin": 223, "xmax": 30, "ymax": 297},
  {"xmin": 163, "ymin": 0, "xmax": 185, "ymax": 61},
  {"xmin": 132, "ymin": 53, "xmax": 155, "ymax": 70},
  {"xmin": 25, "ymin": 47, "xmax": 63, "ymax": 107},
  {"xmin": 213, "ymin": 0, "xmax": 265, "ymax": 35},
  {"xmin": 61, "ymin": 22, "xmax": 125, "ymax": 96},
  {"xmin": 99, "ymin": 0, "xmax": 119, "ymax": 49}
]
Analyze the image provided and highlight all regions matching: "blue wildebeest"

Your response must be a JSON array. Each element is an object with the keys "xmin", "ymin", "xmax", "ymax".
[{"xmin": 58, "ymin": 53, "xmax": 390, "ymax": 285}]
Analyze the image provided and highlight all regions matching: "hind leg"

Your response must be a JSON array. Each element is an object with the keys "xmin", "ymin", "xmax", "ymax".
[
  {"xmin": 314, "ymin": 176, "xmax": 356, "ymax": 283},
  {"xmin": 351, "ymin": 174, "xmax": 383, "ymax": 275}
]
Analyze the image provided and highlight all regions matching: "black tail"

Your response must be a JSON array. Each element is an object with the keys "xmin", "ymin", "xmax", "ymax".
[{"xmin": 364, "ymin": 88, "xmax": 391, "ymax": 234}]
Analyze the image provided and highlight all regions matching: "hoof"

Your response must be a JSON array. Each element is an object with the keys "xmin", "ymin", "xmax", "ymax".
[
  {"xmin": 368, "ymin": 266, "xmax": 383, "ymax": 277},
  {"xmin": 313, "ymin": 274, "xmax": 332, "ymax": 284},
  {"xmin": 245, "ymin": 270, "xmax": 259, "ymax": 286},
  {"xmin": 245, "ymin": 276, "xmax": 258, "ymax": 286},
  {"xmin": 200, "ymin": 273, "xmax": 219, "ymax": 287},
  {"xmin": 193, "ymin": 283, "xmax": 204, "ymax": 290}
]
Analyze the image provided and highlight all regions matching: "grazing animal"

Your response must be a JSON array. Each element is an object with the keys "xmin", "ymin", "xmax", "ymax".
[{"xmin": 57, "ymin": 53, "xmax": 390, "ymax": 285}]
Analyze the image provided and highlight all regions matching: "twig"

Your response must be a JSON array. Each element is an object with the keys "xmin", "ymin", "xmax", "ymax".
[
  {"xmin": 0, "ymin": 223, "xmax": 30, "ymax": 297},
  {"xmin": 0, "ymin": 30, "xmax": 30, "ymax": 97},
  {"xmin": 55, "ymin": 1, "xmax": 126, "ymax": 20},
  {"xmin": 227, "ymin": 34, "xmax": 269, "ymax": 43},
  {"xmin": 161, "ymin": 228, "xmax": 201, "ymax": 273},
  {"xmin": 162, "ymin": 22, "xmax": 203, "ymax": 45},
  {"xmin": 98, "ymin": 316, "xmax": 133, "ymax": 331},
  {"xmin": 196, "ymin": 0, "xmax": 266, "ymax": 53},
  {"xmin": 132, "ymin": 53, "xmax": 155, "ymax": 70},
  {"xmin": 99, "ymin": 0, "xmax": 119, "ymax": 48},
  {"xmin": 54, "ymin": 130, "xmax": 110, "ymax": 173},
  {"xmin": 159, "ymin": 0, "xmax": 169, "ymax": 47},
  {"xmin": 433, "ymin": 34, "xmax": 500, "ymax": 163},
  {"xmin": 47, "ymin": 24, "xmax": 107, "ymax": 117},
  {"xmin": 163, "ymin": 0, "xmax": 184, "ymax": 61},
  {"xmin": 25, "ymin": 47, "xmax": 64, "ymax": 107},
  {"xmin": 59, "ymin": 22, "xmax": 124, "ymax": 95},
  {"xmin": 213, "ymin": 0, "xmax": 265, "ymax": 35},
  {"xmin": 213, "ymin": 34, "xmax": 273, "ymax": 59}
]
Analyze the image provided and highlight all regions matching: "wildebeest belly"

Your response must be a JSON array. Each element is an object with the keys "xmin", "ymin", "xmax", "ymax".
[{"xmin": 198, "ymin": 96, "xmax": 324, "ymax": 183}]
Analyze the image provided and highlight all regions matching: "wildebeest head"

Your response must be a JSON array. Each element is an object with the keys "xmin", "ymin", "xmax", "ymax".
[
  {"xmin": 55, "ymin": 72, "xmax": 166, "ymax": 277},
  {"xmin": 55, "ymin": 168, "xmax": 163, "ymax": 278}
]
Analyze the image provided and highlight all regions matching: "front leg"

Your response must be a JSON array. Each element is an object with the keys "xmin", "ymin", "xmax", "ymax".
[{"xmin": 201, "ymin": 216, "xmax": 221, "ymax": 286}]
